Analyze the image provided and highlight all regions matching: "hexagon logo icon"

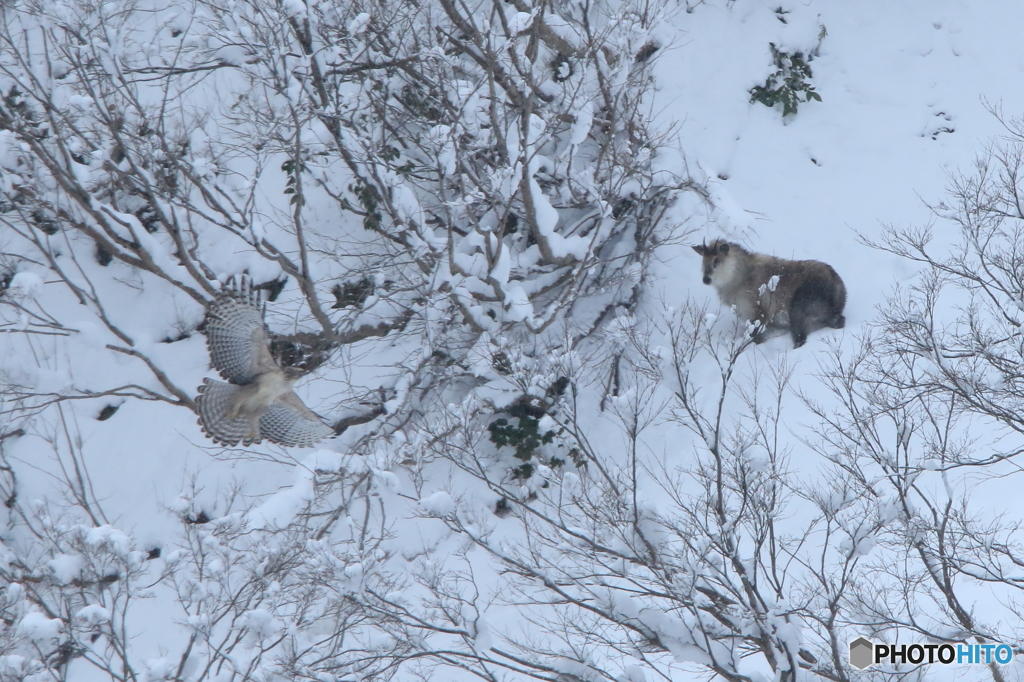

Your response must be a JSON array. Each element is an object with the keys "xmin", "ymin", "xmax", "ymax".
[{"xmin": 849, "ymin": 637, "xmax": 874, "ymax": 669}]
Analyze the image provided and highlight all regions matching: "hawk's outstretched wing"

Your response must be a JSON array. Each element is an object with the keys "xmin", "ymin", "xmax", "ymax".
[
  {"xmin": 204, "ymin": 277, "xmax": 279, "ymax": 384},
  {"xmin": 259, "ymin": 391, "xmax": 335, "ymax": 448}
]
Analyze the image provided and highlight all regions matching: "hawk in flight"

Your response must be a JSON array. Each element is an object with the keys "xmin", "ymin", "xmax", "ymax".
[{"xmin": 195, "ymin": 278, "xmax": 333, "ymax": 447}]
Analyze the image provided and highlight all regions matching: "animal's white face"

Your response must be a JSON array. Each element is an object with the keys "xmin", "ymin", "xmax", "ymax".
[{"xmin": 693, "ymin": 242, "xmax": 740, "ymax": 291}]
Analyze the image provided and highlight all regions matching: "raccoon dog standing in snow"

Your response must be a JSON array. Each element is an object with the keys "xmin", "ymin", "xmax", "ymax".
[{"xmin": 692, "ymin": 239, "xmax": 846, "ymax": 348}]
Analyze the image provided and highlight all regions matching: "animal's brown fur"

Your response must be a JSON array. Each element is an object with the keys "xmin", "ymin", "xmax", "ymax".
[{"xmin": 691, "ymin": 239, "xmax": 846, "ymax": 348}]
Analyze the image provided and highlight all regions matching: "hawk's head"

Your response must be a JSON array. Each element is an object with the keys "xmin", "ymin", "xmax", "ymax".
[{"xmin": 282, "ymin": 366, "xmax": 308, "ymax": 383}]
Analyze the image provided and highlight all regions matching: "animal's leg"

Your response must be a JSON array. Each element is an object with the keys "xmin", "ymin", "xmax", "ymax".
[
  {"xmin": 749, "ymin": 316, "xmax": 769, "ymax": 344},
  {"xmin": 789, "ymin": 283, "xmax": 826, "ymax": 347},
  {"xmin": 246, "ymin": 415, "xmax": 262, "ymax": 444},
  {"xmin": 789, "ymin": 311, "xmax": 810, "ymax": 348},
  {"xmin": 786, "ymin": 290, "xmax": 811, "ymax": 348},
  {"xmin": 747, "ymin": 301, "xmax": 771, "ymax": 343}
]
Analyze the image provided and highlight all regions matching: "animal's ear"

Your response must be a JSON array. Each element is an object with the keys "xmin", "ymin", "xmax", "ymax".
[
  {"xmin": 719, "ymin": 243, "xmax": 730, "ymax": 254},
  {"xmin": 692, "ymin": 244, "xmax": 707, "ymax": 255}
]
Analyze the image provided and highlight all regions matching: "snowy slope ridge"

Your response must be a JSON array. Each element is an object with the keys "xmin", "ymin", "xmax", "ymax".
[{"xmin": 0, "ymin": 0, "xmax": 1023, "ymax": 680}]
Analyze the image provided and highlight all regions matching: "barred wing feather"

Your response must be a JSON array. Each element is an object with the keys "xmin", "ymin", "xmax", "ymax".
[
  {"xmin": 260, "ymin": 392, "xmax": 334, "ymax": 447},
  {"xmin": 205, "ymin": 279, "xmax": 279, "ymax": 384}
]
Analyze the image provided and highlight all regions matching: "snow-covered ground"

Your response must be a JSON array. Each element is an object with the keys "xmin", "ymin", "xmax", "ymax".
[{"xmin": 2, "ymin": 0, "xmax": 1023, "ymax": 680}]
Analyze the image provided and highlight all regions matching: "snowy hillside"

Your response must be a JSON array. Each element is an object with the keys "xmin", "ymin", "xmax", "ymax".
[{"xmin": 0, "ymin": 0, "xmax": 1023, "ymax": 680}]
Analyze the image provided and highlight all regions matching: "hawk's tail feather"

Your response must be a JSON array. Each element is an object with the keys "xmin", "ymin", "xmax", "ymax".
[{"xmin": 195, "ymin": 378, "xmax": 262, "ymax": 446}]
